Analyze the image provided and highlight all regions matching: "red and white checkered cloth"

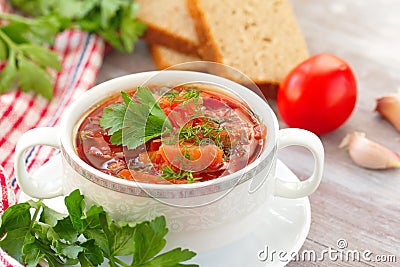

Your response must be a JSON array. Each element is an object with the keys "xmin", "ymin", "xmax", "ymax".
[{"xmin": 0, "ymin": 1, "xmax": 105, "ymax": 265}]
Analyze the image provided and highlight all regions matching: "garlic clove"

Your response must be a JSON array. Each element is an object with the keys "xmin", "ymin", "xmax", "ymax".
[
  {"xmin": 339, "ymin": 132, "xmax": 400, "ymax": 169},
  {"xmin": 375, "ymin": 93, "xmax": 400, "ymax": 132}
]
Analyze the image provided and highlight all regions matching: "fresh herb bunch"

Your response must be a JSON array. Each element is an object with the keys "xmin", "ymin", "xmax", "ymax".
[
  {"xmin": 0, "ymin": 189, "xmax": 198, "ymax": 267},
  {"xmin": 0, "ymin": 0, "xmax": 146, "ymax": 98},
  {"xmin": 100, "ymin": 87, "xmax": 173, "ymax": 150}
]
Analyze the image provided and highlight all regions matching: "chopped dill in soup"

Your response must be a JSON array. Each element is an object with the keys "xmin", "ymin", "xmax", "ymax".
[{"xmin": 75, "ymin": 84, "xmax": 266, "ymax": 184}]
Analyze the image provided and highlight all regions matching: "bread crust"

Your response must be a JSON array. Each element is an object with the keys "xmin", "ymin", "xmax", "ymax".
[
  {"xmin": 142, "ymin": 23, "xmax": 200, "ymax": 56},
  {"xmin": 186, "ymin": 0, "xmax": 222, "ymax": 62}
]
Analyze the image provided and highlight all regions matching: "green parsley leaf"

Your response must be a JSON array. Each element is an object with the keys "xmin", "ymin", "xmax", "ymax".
[
  {"xmin": 56, "ymin": 0, "xmax": 98, "ymax": 19},
  {"xmin": 22, "ymin": 236, "xmax": 65, "ymax": 267},
  {"xmin": 110, "ymin": 129, "xmax": 124, "ymax": 146},
  {"xmin": 119, "ymin": 2, "xmax": 146, "ymax": 52},
  {"xmin": 22, "ymin": 238, "xmax": 46, "ymax": 267},
  {"xmin": 132, "ymin": 216, "xmax": 168, "ymax": 265},
  {"xmin": 52, "ymin": 216, "xmax": 79, "ymax": 243},
  {"xmin": 0, "ymin": 13, "xmax": 62, "ymax": 45},
  {"xmin": 0, "ymin": 38, "xmax": 7, "ymax": 60},
  {"xmin": 40, "ymin": 203, "xmax": 67, "ymax": 227},
  {"xmin": 64, "ymin": 189, "xmax": 88, "ymax": 232},
  {"xmin": 100, "ymin": 0, "xmax": 126, "ymax": 28},
  {"xmin": 9, "ymin": 0, "xmax": 55, "ymax": 17},
  {"xmin": 19, "ymin": 44, "xmax": 61, "ymax": 71},
  {"xmin": 99, "ymin": 213, "xmax": 136, "ymax": 257},
  {"xmin": 18, "ymin": 54, "xmax": 54, "ymax": 99},
  {"xmin": 100, "ymin": 87, "xmax": 173, "ymax": 150},
  {"xmin": 142, "ymin": 248, "xmax": 199, "ymax": 267},
  {"xmin": 25, "ymin": 15, "xmax": 65, "ymax": 45},
  {"xmin": 0, "ymin": 50, "xmax": 17, "ymax": 94},
  {"xmin": 100, "ymin": 103, "xmax": 127, "ymax": 136},
  {"xmin": 1, "ymin": 22, "xmax": 34, "ymax": 44},
  {"xmin": 0, "ymin": 202, "xmax": 32, "ymax": 263},
  {"xmin": 132, "ymin": 217, "xmax": 197, "ymax": 267},
  {"xmin": 57, "ymin": 242, "xmax": 84, "ymax": 261},
  {"xmin": 78, "ymin": 239, "xmax": 104, "ymax": 267}
]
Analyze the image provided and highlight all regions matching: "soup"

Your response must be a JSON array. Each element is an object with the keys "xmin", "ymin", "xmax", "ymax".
[{"xmin": 75, "ymin": 84, "xmax": 266, "ymax": 184}]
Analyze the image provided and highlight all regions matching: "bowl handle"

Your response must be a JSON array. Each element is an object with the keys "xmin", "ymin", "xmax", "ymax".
[
  {"xmin": 14, "ymin": 127, "xmax": 63, "ymax": 198},
  {"xmin": 274, "ymin": 128, "xmax": 324, "ymax": 198}
]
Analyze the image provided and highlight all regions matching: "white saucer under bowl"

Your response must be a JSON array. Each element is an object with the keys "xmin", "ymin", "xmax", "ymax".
[{"xmin": 18, "ymin": 155, "xmax": 310, "ymax": 267}]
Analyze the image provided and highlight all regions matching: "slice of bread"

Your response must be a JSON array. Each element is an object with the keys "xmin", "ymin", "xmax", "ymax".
[
  {"xmin": 187, "ymin": 0, "xmax": 309, "ymax": 88},
  {"xmin": 150, "ymin": 45, "xmax": 202, "ymax": 70},
  {"xmin": 136, "ymin": 0, "xmax": 199, "ymax": 56}
]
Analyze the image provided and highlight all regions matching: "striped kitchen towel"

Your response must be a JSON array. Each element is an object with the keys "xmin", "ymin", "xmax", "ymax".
[{"xmin": 0, "ymin": 0, "xmax": 105, "ymax": 265}]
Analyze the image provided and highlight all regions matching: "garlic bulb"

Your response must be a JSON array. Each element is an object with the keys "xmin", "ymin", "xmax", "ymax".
[
  {"xmin": 375, "ymin": 93, "xmax": 400, "ymax": 132},
  {"xmin": 339, "ymin": 132, "xmax": 400, "ymax": 169}
]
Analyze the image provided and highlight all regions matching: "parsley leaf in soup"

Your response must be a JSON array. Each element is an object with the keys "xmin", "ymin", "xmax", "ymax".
[
  {"xmin": 99, "ymin": 102, "xmax": 127, "ymax": 146},
  {"xmin": 0, "ymin": 189, "xmax": 198, "ymax": 267},
  {"xmin": 100, "ymin": 87, "xmax": 173, "ymax": 150}
]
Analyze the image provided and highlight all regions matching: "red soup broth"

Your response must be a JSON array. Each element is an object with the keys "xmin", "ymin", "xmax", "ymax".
[{"xmin": 75, "ymin": 84, "xmax": 267, "ymax": 184}]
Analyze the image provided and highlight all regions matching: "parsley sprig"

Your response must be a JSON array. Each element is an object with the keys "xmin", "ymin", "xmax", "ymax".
[
  {"xmin": 0, "ymin": 189, "xmax": 198, "ymax": 266},
  {"xmin": 100, "ymin": 87, "xmax": 173, "ymax": 150},
  {"xmin": 0, "ymin": 0, "xmax": 146, "ymax": 98}
]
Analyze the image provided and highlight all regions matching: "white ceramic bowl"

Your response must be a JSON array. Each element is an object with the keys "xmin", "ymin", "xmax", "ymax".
[{"xmin": 15, "ymin": 71, "xmax": 324, "ymax": 251}]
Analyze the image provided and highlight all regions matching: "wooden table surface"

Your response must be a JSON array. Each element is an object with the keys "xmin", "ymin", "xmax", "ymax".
[{"xmin": 96, "ymin": 1, "xmax": 400, "ymax": 266}]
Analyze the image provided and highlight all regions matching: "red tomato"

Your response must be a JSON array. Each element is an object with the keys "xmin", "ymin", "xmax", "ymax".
[{"xmin": 277, "ymin": 53, "xmax": 357, "ymax": 135}]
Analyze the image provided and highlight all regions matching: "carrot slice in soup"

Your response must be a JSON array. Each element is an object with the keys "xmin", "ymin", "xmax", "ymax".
[{"xmin": 159, "ymin": 144, "xmax": 223, "ymax": 172}]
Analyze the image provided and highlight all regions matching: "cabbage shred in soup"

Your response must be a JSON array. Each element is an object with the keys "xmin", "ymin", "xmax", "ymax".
[{"xmin": 75, "ymin": 84, "xmax": 266, "ymax": 184}]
